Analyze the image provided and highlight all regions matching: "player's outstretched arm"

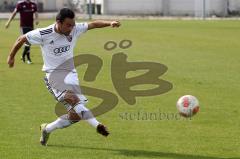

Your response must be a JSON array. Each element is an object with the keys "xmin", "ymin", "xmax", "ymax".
[
  {"xmin": 5, "ymin": 8, "xmax": 17, "ymax": 29},
  {"xmin": 7, "ymin": 35, "xmax": 28, "ymax": 68},
  {"xmin": 88, "ymin": 20, "xmax": 121, "ymax": 30},
  {"xmin": 35, "ymin": 12, "xmax": 39, "ymax": 25}
]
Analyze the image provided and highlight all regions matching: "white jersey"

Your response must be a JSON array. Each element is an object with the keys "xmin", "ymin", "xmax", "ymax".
[{"xmin": 25, "ymin": 22, "xmax": 88, "ymax": 72}]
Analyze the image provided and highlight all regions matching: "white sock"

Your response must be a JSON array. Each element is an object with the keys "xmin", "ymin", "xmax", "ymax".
[
  {"xmin": 73, "ymin": 103, "xmax": 100, "ymax": 128},
  {"xmin": 45, "ymin": 114, "xmax": 71, "ymax": 133}
]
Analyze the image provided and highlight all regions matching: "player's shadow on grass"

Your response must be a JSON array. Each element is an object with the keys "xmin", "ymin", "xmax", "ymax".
[{"xmin": 48, "ymin": 145, "xmax": 238, "ymax": 159}]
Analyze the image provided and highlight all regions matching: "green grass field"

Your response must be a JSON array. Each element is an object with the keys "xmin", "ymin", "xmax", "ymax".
[{"xmin": 0, "ymin": 19, "xmax": 239, "ymax": 159}]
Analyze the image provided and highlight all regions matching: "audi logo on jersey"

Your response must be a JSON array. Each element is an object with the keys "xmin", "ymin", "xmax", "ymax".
[{"xmin": 53, "ymin": 45, "xmax": 70, "ymax": 56}]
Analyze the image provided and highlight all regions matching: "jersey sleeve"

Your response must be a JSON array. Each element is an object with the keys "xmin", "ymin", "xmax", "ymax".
[
  {"xmin": 16, "ymin": 2, "xmax": 22, "ymax": 12},
  {"xmin": 25, "ymin": 29, "xmax": 43, "ymax": 45},
  {"xmin": 75, "ymin": 22, "xmax": 88, "ymax": 37},
  {"xmin": 33, "ymin": 3, "xmax": 38, "ymax": 12}
]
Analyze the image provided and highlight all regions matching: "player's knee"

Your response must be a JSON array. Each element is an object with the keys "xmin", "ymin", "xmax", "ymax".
[
  {"xmin": 64, "ymin": 91, "xmax": 80, "ymax": 106},
  {"xmin": 68, "ymin": 109, "xmax": 81, "ymax": 123}
]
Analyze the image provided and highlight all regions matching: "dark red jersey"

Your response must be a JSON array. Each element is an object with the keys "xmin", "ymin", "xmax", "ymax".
[{"xmin": 16, "ymin": 0, "xmax": 37, "ymax": 28}]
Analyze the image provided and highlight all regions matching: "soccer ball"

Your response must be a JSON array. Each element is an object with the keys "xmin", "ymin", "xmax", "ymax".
[{"xmin": 176, "ymin": 95, "xmax": 199, "ymax": 117}]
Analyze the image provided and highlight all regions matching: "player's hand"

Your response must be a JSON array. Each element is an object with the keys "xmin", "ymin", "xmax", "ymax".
[
  {"xmin": 5, "ymin": 22, "xmax": 10, "ymax": 29},
  {"xmin": 110, "ymin": 21, "xmax": 121, "ymax": 28},
  {"xmin": 35, "ymin": 20, "xmax": 39, "ymax": 25},
  {"xmin": 7, "ymin": 56, "xmax": 15, "ymax": 68}
]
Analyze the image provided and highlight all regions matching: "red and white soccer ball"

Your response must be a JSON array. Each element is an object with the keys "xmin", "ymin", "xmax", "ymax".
[{"xmin": 176, "ymin": 95, "xmax": 199, "ymax": 117}]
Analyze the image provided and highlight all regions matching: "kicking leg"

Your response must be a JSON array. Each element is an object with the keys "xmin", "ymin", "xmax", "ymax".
[
  {"xmin": 40, "ymin": 91, "xmax": 109, "ymax": 146},
  {"xmin": 64, "ymin": 90, "xmax": 109, "ymax": 136}
]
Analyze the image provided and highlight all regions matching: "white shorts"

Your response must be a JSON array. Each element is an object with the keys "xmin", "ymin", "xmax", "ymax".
[{"xmin": 44, "ymin": 71, "xmax": 88, "ymax": 106}]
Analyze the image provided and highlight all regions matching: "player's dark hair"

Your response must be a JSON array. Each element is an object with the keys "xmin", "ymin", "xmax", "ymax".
[{"xmin": 56, "ymin": 8, "xmax": 75, "ymax": 23}]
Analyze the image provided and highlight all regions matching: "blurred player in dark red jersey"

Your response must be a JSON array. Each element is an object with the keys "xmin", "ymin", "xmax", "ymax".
[{"xmin": 5, "ymin": 0, "xmax": 38, "ymax": 64}]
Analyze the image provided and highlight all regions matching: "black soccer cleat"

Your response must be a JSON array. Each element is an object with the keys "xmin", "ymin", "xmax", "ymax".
[{"xmin": 97, "ymin": 124, "xmax": 109, "ymax": 137}]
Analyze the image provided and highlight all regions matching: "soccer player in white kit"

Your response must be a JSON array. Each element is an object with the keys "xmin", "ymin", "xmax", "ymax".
[{"xmin": 7, "ymin": 8, "xmax": 121, "ymax": 146}]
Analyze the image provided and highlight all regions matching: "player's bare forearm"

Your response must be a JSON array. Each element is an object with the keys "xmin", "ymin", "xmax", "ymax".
[
  {"xmin": 88, "ymin": 20, "xmax": 121, "ymax": 30},
  {"xmin": 35, "ymin": 12, "xmax": 39, "ymax": 25},
  {"xmin": 7, "ymin": 35, "xmax": 27, "ymax": 68},
  {"xmin": 9, "ymin": 35, "xmax": 27, "ymax": 58},
  {"xmin": 5, "ymin": 9, "xmax": 17, "ymax": 28}
]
